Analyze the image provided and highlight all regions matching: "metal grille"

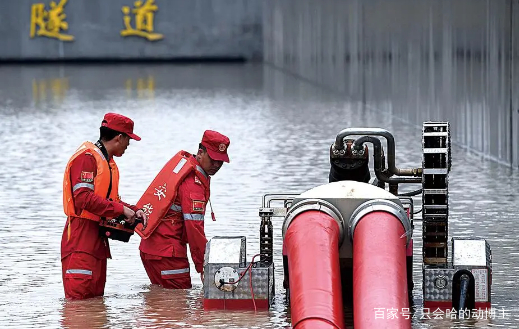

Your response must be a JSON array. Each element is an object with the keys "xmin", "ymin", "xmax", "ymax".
[{"xmin": 422, "ymin": 122, "xmax": 451, "ymax": 265}]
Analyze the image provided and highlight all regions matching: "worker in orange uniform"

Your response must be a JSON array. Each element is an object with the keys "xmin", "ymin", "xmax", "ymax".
[
  {"xmin": 138, "ymin": 130, "xmax": 230, "ymax": 288},
  {"xmin": 61, "ymin": 113, "xmax": 147, "ymax": 299}
]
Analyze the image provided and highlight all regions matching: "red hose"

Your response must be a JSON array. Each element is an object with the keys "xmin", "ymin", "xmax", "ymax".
[
  {"xmin": 285, "ymin": 210, "xmax": 345, "ymax": 329},
  {"xmin": 353, "ymin": 211, "xmax": 411, "ymax": 329}
]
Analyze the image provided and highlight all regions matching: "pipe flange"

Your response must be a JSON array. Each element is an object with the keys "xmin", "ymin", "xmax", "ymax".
[
  {"xmin": 349, "ymin": 199, "xmax": 412, "ymax": 245},
  {"xmin": 283, "ymin": 199, "xmax": 345, "ymax": 247}
]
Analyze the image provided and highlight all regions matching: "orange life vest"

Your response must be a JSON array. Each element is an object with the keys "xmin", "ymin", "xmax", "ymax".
[
  {"xmin": 63, "ymin": 141, "xmax": 120, "ymax": 221},
  {"xmin": 135, "ymin": 150, "xmax": 208, "ymax": 239}
]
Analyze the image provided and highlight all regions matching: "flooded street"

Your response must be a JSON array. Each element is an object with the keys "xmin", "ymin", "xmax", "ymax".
[{"xmin": 1, "ymin": 63, "xmax": 518, "ymax": 328}]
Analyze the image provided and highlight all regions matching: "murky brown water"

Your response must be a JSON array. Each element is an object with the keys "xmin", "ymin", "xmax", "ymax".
[{"xmin": 1, "ymin": 63, "xmax": 518, "ymax": 328}]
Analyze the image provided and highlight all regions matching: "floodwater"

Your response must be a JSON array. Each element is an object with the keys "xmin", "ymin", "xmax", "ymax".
[{"xmin": 0, "ymin": 63, "xmax": 518, "ymax": 328}]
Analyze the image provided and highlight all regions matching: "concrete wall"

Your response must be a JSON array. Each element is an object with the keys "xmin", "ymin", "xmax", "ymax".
[
  {"xmin": 0, "ymin": 0, "xmax": 262, "ymax": 60},
  {"xmin": 513, "ymin": 2, "xmax": 519, "ymax": 167},
  {"xmin": 264, "ymin": 0, "xmax": 519, "ymax": 167}
]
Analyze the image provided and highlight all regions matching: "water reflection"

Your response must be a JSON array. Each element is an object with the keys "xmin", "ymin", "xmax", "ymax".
[
  {"xmin": 125, "ymin": 76, "xmax": 155, "ymax": 99},
  {"xmin": 32, "ymin": 77, "xmax": 69, "ymax": 104},
  {"xmin": 0, "ymin": 63, "xmax": 518, "ymax": 328},
  {"xmin": 139, "ymin": 287, "xmax": 198, "ymax": 328},
  {"xmin": 61, "ymin": 298, "xmax": 108, "ymax": 329}
]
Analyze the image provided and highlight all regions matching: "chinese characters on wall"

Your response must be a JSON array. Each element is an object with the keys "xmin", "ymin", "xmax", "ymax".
[
  {"xmin": 121, "ymin": 0, "xmax": 163, "ymax": 41},
  {"xmin": 30, "ymin": 0, "xmax": 74, "ymax": 41},
  {"xmin": 28, "ymin": 0, "xmax": 162, "ymax": 102},
  {"xmin": 30, "ymin": 0, "xmax": 164, "ymax": 42}
]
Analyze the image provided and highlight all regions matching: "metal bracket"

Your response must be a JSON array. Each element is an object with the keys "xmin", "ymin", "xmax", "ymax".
[
  {"xmin": 349, "ymin": 199, "xmax": 412, "ymax": 245},
  {"xmin": 282, "ymin": 198, "xmax": 345, "ymax": 246}
]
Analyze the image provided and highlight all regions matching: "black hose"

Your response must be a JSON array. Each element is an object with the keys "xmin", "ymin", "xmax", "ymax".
[
  {"xmin": 336, "ymin": 128, "xmax": 418, "ymax": 176},
  {"xmin": 352, "ymin": 136, "xmax": 422, "ymax": 184},
  {"xmin": 353, "ymin": 136, "xmax": 383, "ymax": 172},
  {"xmin": 458, "ymin": 274, "xmax": 471, "ymax": 312}
]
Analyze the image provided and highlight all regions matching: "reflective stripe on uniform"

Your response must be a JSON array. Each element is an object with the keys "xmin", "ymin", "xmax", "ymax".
[
  {"xmin": 195, "ymin": 165, "xmax": 207, "ymax": 179},
  {"xmin": 66, "ymin": 269, "xmax": 93, "ymax": 275},
  {"xmin": 183, "ymin": 214, "xmax": 204, "ymax": 221},
  {"xmin": 170, "ymin": 204, "xmax": 182, "ymax": 212},
  {"xmin": 72, "ymin": 183, "xmax": 94, "ymax": 192},
  {"xmin": 161, "ymin": 268, "xmax": 189, "ymax": 275}
]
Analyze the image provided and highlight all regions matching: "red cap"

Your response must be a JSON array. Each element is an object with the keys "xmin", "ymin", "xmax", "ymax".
[
  {"xmin": 101, "ymin": 113, "xmax": 141, "ymax": 141},
  {"xmin": 201, "ymin": 130, "xmax": 230, "ymax": 163}
]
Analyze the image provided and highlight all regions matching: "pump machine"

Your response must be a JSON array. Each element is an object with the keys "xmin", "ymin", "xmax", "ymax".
[{"xmin": 200, "ymin": 122, "xmax": 492, "ymax": 326}]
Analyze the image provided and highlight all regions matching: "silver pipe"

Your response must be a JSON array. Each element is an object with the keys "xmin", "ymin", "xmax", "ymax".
[
  {"xmin": 262, "ymin": 193, "xmax": 298, "ymax": 208},
  {"xmin": 379, "ymin": 174, "xmax": 422, "ymax": 184},
  {"xmin": 348, "ymin": 135, "xmax": 421, "ymax": 183},
  {"xmin": 334, "ymin": 128, "xmax": 420, "ymax": 177}
]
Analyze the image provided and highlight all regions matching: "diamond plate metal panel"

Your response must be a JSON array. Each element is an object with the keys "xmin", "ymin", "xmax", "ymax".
[
  {"xmin": 204, "ymin": 263, "xmax": 274, "ymax": 301},
  {"xmin": 424, "ymin": 268, "xmax": 455, "ymax": 301}
]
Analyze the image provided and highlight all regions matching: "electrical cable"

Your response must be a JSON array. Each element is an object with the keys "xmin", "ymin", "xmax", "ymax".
[{"xmin": 219, "ymin": 253, "xmax": 262, "ymax": 312}]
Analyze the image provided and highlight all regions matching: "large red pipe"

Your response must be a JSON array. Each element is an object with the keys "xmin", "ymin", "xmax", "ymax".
[
  {"xmin": 353, "ymin": 211, "xmax": 410, "ymax": 329},
  {"xmin": 285, "ymin": 210, "xmax": 345, "ymax": 329}
]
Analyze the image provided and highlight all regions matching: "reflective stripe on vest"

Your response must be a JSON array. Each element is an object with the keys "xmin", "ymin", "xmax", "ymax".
[
  {"xmin": 173, "ymin": 158, "xmax": 187, "ymax": 174},
  {"xmin": 170, "ymin": 204, "xmax": 182, "ymax": 212}
]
